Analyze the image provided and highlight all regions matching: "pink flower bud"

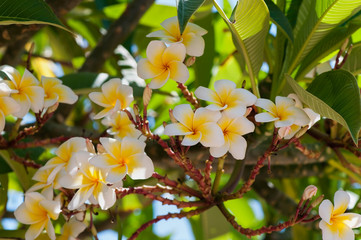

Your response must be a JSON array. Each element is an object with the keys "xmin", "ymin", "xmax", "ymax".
[{"xmin": 302, "ymin": 185, "xmax": 318, "ymax": 200}]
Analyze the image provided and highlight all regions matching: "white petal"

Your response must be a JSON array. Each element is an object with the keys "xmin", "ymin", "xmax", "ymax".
[
  {"xmin": 340, "ymin": 213, "xmax": 361, "ymax": 228},
  {"xmin": 197, "ymin": 122, "xmax": 224, "ymax": 147},
  {"xmin": 228, "ymin": 135, "xmax": 247, "ymax": 160},
  {"xmin": 128, "ymin": 155, "xmax": 154, "ymax": 179},
  {"xmin": 255, "ymin": 112, "xmax": 278, "ymax": 123},
  {"xmin": 275, "ymin": 96, "xmax": 296, "ymax": 108},
  {"xmin": 193, "ymin": 107, "xmax": 222, "ymax": 128},
  {"xmin": 214, "ymin": 79, "xmax": 236, "ymax": 93},
  {"xmin": 289, "ymin": 107, "xmax": 310, "ymax": 126},
  {"xmin": 194, "ymin": 86, "xmax": 217, "ymax": 103},
  {"xmin": 319, "ymin": 199, "xmax": 333, "ymax": 224},
  {"xmin": 40, "ymin": 200, "xmax": 61, "ymax": 219},
  {"xmin": 169, "ymin": 61, "xmax": 189, "ymax": 84},
  {"xmin": 287, "ymin": 93, "xmax": 302, "ymax": 108},
  {"xmin": 24, "ymin": 86, "xmax": 45, "ymax": 113},
  {"xmin": 46, "ymin": 220, "xmax": 56, "ymax": 240},
  {"xmin": 187, "ymin": 22, "xmax": 208, "ymax": 36},
  {"xmin": 182, "ymin": 132, "xmax": 202, "ymax": 146},
  {"xmin": 164, "ymin": 123, "xmax": 192, "ymax": 136},
  {"xmin": 137, "ymin": 58, "xmax": 162, "ymax": 79},
  {"xmin": 210, "ymin": 140, "xmax": 229, "ymax": 158},
  {"xmin": 255, "ymin": 98, "xmax": 275, "ymax": 112},
  {"xmin": 162, "ymin": 43, "xmax": 186, "ymax": 63},
  {"xmin": 68, "ymin": 186, "xmax": 95, "ymax": 211},
  {"xmin": 183, "ymin": 32, "xmax": 205, "ymax": 57},
  {"xmin": 339, "ymin": 224, "xmax": 355, "ymax": 240},
  {"xmin": 319, "ymin": 220, "xmax": 338, "ymax": 240},
  {"xmin": 146, "ymin": 29, "xmax": 170, "ymax": 38},
  {"xmin": 89, "ymin": 92, "xmax": 110, "ymax": 108},
  {"xmin": 147, "ymin": 40, "xmax": 167, "ymax": 65},
  {"xmin": 25, "ymin": 221, "xmax": 47, "ymax": 240},
  {"xmin": 334, "ymin": 190, "xmax": 350, "ymax": 215},
  {"xmin": 96, "ymin": 185, "xmax": 116, "ymax": 210},
  {"xmin": 0, "ymin": 111, "xmax": 4, "ymax": 132},
  {"xmin": 275, "ymin": 119, "xmax": 294, "ymax": 128},
  {"xmin": 304, "ymin": 108, "xmax": 320, "ymax": 128},
  {"xmin": 172, "ymin": 104, "xmax": 194, "ymax": 127},
  {"xmin": 148, "ymin": 70, "xmax": 170, "ymax": 89},
  {"xmin": 11, "ymin": 94, "xmax": 31, "ymax": 118}
]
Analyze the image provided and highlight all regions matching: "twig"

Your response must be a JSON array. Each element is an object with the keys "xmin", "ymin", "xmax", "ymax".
[{"xmin": 177, "ymin": 83, "xmax": 200, "ymax": 109}]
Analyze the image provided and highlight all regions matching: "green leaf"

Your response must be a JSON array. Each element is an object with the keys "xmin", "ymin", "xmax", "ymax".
[
  {"xmin": 342, "ymin": 42, "xmax": 361, "ymax": 75},
  {"xmin": 0, "ymin": 0, "xmax": 70, "ymax": 32},
  {"xmin": 0, "ymin": 174, "xmax": 8, "ymax": 220},
  {"xmin": 286, "ymin": 70, "xmax": 361, "ymax": 144},
  {"xmin": 0, "ymin": 150, "xmax": 30, "ymax": 191},
  {"xmin": 265, "ymin": 0, "xmax": 294, "ymax": 42},
  {"xmin": 296, "ymin": 22, "xmax": 361, "ymax": 79},
  {"xmin": 177, "ymin": 0, "xmax": 206, "ymax": 34},
  {"xmin": 289, "ymin": 0, "xmax": 361, "ymax": 73},
  {"xmin": 213, "ymin": 0, "xmax": 270, "ymax": 98}
]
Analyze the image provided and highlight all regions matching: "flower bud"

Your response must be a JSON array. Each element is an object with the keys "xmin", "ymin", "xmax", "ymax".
[
  {"xmin": 244, "ymin": 107, "xmax": 253, "ymax": 117},
  {"xmin": 295, "ymin": 126, "xmax": 309, "ymax": 138},
  {"xmin": 302, "ymin": 185, "xmax": 318, "ymax": 200},
  {"xmin": 97, "ymin": 144, "xmax": 106, "ymax": 154},
  {"xmin": 143, "ymin": 85, "xmax": 152, "ymax": 107},
  {"xmin": 311, "ymin": 194, "xmax": 324, "ymax": 208},
  {"xmin": 86, "ymin": 139, "xmax": 96, "ymax": 154},
  {"xmin": 185, "ymin": 56, "xmax": 196, "ymax": 67},
  {"xmin": 169, "ymin": 109, "xmax": 177, "ymax": 123},
  {"xmin": 47, "ymin": 102, "xmax": 59, "ymax": 114}
]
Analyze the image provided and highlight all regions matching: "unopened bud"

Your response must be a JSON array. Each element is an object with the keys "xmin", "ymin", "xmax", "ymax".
[
  {"xmin": 244, "ymin": 107, "xmax": 253, "ymax": 117},
  {"xmin": 97, "ymin": 144, "xmax": 106, "ymax": 154},
  {"xmin": 143, "ymin": 85, "xmax": 152, "ymax": 107},
  {"xmin": 241, "ymin": 80, "xmax": 246, "ymax": 88},
  {"xmin": 47, "ymin": 102, "xmax": 59, "ymax": 114},
  {"xmin": 295, "ymin": 126, "xmax": 309, "ymax": 138},
  {"xmin": 169, "ymin": 109, "xmax": 177, "ymax": 123},
  {"xmin": 185, "ymin": 56, "xmax": 196, "ymax": 67},
  {"xmin": 302, "ymin": 185, "xmax": 318, "ymax": 200},
  {"xmin": 341, "ymin": 38, "xmax": 349, "ymax": 52},
  {"xmin": 311, "ymin": 194, "xmax": 324, "ymax": 208},
  {"xmin": 133, "ymin": 104, "xmax": 140, "ymax": 116},
  {"xmin": 86, "ymin": 139, "xmax": 96, "ymax": 154}
]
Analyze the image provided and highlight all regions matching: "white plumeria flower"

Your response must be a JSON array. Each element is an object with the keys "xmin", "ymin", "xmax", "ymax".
[
  {"xmin": 210, "ymin": 114, "xmax": 255, "ymax": 159},
  {"xmin": 0, "ymin": 65, "xmax": 44, "ymax": 118},
  {"xmin": 59, "ymin": 151, "xmax": 116, "ymax": 210},
  {"xmin": 195, "ymin": 79, "xmax": 257, "ymax": 118},
  {"xmin": 255, "ymin": 96, "xmax": 310, "ymax": 128},
  {"xmin": 90, "ymin": 137, "xmax": 154, "ymax": 184},
  {"xmin": 39, "ymin": 137, "xmax": 87, "ymax": 188},
  {"xmin": 14, "ymin": 192, "xmax": 61, "ymax": 240},
  {"xmin": 278, "ymin": 94, "xmax": 320, "ymax": 139},
  {"xmin": 41, "ymin": 76, "xmax": 78, "ymax": 108},
  {"xmin": 27, "ymin": 166, "xmax": 60, "ymax": 193},
  {"xmin": 58, "ymin": 217, "xmax": 87, "ymax": 240},
  {"xmin": 89, "ymin": 78, "xmax": 134, "ymax": 119},
  {"xmin": 319, "ymin": 190, "xmax": 361, "ymax": 240},
  {"xmin": 101, "ymin": 111, "xmax": 142, "ymax": 140},
  {"xmin": 137, "ymin": 40, "xmax": 189, "ymax": 89},
  {"xmin": 146, "ymin": 16, "xmax": 207, "ymax": 57},
  {"xmin": 0, "ymin": 83, "xmax": 20, "ymax": 132},
  {"xmin": 164, "ymin": 104, "xmax": 224, "ymax": 147}
]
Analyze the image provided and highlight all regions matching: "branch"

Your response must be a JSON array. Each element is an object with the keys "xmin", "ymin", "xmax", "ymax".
[
  {"xmin": 79, "ymin": 0, "xmax": 155, "ymax": 72},
  {"xmin": 0, "ymin": 0, "xmax": 82, "ymax": 66}
]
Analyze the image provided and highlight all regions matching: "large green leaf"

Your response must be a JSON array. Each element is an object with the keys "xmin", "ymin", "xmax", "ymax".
[
  {"xmin": 177, "ymin": 0, "xmax": 206, "ymax": 34},
  {"xmin": 296, "ymin": 22, "xmax": 361, "ymax": 79},
  {"xmin": 213, "ymin": 0, "xmax": 270, "ymax": 98},
  {"xmin": 342, "ymin": 42, "xmax": 361, "ymax": 75},
  {"xmin": 286, "ymin": 70, "xmax": 361, "ymax": 144},
  {"xmin": 265, "ymin": 0, "xmax": 294, "ymax": 42},
  {"xmin": 0, "ymin": 150, "xmax": 30, "ymax": 191},
  {"xmin": 0, "ymin": 0, "xmax": 69, "ymax": 32},
  {"xmin": 288, "ymin": 0, "xmax": 361, "ymax": 73}
]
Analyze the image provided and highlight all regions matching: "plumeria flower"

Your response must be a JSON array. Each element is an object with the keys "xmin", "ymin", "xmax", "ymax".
[
  {"xmin": 89, "ymin": 78, "xmax": 134, "ymax": 119},
  {"xmin": 137, "ymin": 40, "xmax": 189, "ymax": 89},
  {"xmin": 195, "ymin": 79, "xmax": 257, "ymax": 118},
  {"xmin": 101, "ymin": 111, "xmax": 142, "ymax": 140},
  {"xmin": 14, "ymin": 192, "xmax": 61, "ymax": 240},
  {"xmin": 164, "ymin": 104, "xmax": 224, "ymax": 147},
  {"xmin": 278, "ymin": 94, "xmax": 320, "ymax": 139},
  {"xmin": 90, "ymin": 137, "xmax": 154, "ymax": 184},
  {"xmin": 0, "ymin": 83, "xmax": 20, "ymax": 132},
  {"xmin": 319, "ymin": 190, "xmax": 361, "ymax": 240},
  {"xmin": 0, "ymin": 65, "xmax": 44, "ymax": 118},
  {"xmin": 255, "ymin": 96, "xmax": 310, "ymax": 128},
  {"xmin": 59, "ymin": 151, "xmax": 116, "ymax": 210},
  {"xmin": 41, "ymin": 76, "xmax": 78, "ymax": 108},
  {"xmin": 58, "ymin": 217, "xmax": 87, "ymax": 240},
  {"xmin": 146, "ymin": 16, "xmax": 207, "ymax": 57},
  {"xmin": 210, "ymin": 115, "xmax": 255, "ymax": 159},
  {"xmin": 27, "ymin": 166, "xmax": 60, "ymax": 193},
  {"xmin": 39, "ymin": 137, "xmax": 87, "ymax": 187}
]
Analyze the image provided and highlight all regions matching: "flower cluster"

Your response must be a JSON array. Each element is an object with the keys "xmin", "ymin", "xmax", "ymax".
[
  {"xmin": 14, "ymin": 76, "xmax": 154, "ymax": 239},
  {"xmin": 0, "ymin": 65, "xmax": 78, "ymax": 131},
  {"xmin": 255, "ymin": 94, "xmax": 320, "ymax": 139}
]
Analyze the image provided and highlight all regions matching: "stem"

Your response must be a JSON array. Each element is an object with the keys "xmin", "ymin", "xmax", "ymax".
[
  {"xmin": 129, "ymin": 207, "xmax": 210, "ymax": 240},
  {"xmin": 177, "ymin": 83, "xmax": 200, "ymax": 108},
  {"xmin": 223, "ymin": 128, "xmax": 279, "ymax": 201},
  {"xmin": 212, "ymin": 154, "xmax": 226, "ymax": 195}
]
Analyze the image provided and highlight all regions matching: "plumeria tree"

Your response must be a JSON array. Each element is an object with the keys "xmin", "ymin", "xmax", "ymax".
[{"xmin": 0, "ymin": 0, "xmax": 361, "ymax": 239}]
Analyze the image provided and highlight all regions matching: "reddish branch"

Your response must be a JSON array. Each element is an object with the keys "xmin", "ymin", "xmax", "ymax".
[
  {"xmin": 177, "ymin": 83, "xmax": 200, "ymax": 108},
  {"xmin": 128, "ymin": 207, "xmax": 210, "ymax": 240}
]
